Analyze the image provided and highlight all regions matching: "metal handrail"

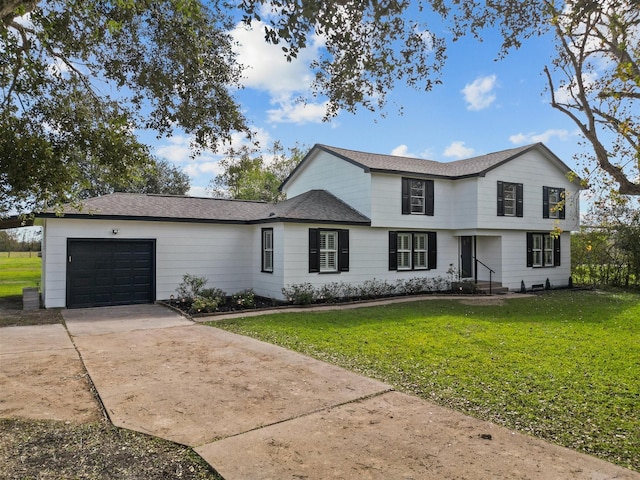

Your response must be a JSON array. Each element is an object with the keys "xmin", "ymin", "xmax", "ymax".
[{"xmin": 473, "ymin": 257, "xmax": 496, "ymax": 295}]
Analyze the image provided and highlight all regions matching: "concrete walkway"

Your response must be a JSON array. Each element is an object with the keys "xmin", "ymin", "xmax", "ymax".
[{"xmin": 3, "ymin": 303, "xmax": 638, "ymax": 479}]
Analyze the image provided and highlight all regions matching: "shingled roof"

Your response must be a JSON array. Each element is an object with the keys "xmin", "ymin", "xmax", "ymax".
[
  {"xmin": 284, "ymin": 142, "xmax": 577, "ymax": 183},
  {"xmin": 37, "ymin": 190, "xmax": 371, "ymax": 225}
]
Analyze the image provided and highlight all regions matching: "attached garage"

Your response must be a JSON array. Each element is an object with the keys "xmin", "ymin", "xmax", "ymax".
[{"xmin": 66, "ymin": 239, "xmax": 156, "ymax": 308}]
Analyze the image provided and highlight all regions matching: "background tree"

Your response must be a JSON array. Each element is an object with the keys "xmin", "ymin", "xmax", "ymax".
[
  {"xmin": 209, "ymin": 142, "xmax": 305, "ymax": 202},
  {"xmin": 240, "ymin": 0, "xmax": 639, "ymax": 195},
  {"xmin": 572, "ymin": 192, "xmax": 640, "ymax": 287},
  {"xmin": 76, "ymin": 157, "xmax": 190, "ymax": 199},
  {"xmin": 1, "ymin": 0, "xmax": 246, "ymax": 216},
  {"xmin": 3, "ymin": 0, "xmax": 638, "ymax": 218}
]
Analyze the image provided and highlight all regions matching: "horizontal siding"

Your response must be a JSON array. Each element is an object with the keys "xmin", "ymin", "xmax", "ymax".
[
  {"xmin": 370, "ymin": 174, "xmax": 454, "ymax": 229},
  {"xmin": 41, "ymin": 218, "xmax": 257, "ymax": 308},
  {"xmin": 283, "ymin": 150, "xmax": 372, "ymax": 217},
  {"xmin": 477, "ymin": 150, "xmax": 580, "ymax": 231},
  {"xmin": 500, "ymin": 231, "xmax": 572, "ymax": 290}
]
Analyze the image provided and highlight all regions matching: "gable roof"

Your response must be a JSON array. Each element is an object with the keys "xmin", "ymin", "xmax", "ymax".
[
  {"xmin": 36, "ymin": 190, "xmax": 371, "ymax": 226},
  {"xmin": 283, "ymin": 142, "xmax": 581, "ymax": 186}
]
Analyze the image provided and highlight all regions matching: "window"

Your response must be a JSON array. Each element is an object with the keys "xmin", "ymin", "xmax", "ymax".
[
  {"xmin": 413, "ymin": 233, "xmax": 428, "ymax": 269},
  {"xmin": 527, "ymin": 232, "xmax": 561, "ymax": 267},
  {"xmin": 402, "ymin": 178, "xmax": 434, "ymax": 216},
  {"xmin": 261, "ymin": 228, "xmax": 273, "ymax": 273},
  {"xmin": 497, "ymin": 181, "xmax": 523, "ymax": 217},
  {"xmin": 543, "ymin": 186, "xmax": 566, "ymax": 219},
  {"xmin": 309, "ymin": 229, "xmax": 349, "ymax": 273},
  {"xmin": 320, "ymin": 230, "xmax": 337, "ymax": 272},
  {"xmin": 397, "ymin": 233, "xmax": 412, "ymax": 270},
  {"xmin": 389, "ymin": 231, "xmax": 437, "ymax": 271}
]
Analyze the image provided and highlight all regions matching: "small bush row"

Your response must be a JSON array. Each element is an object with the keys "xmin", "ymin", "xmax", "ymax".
[
  {"xmin": 173, "ymin": 274, "xmax": 256, "ymax": 314},
  {"xmin": 282, "ymin": 276, "xmax": 452, "ymax": 305}
]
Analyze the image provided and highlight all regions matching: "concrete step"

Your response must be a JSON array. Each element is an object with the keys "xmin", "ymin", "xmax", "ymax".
[{"xmin": 475, "ymin": 281, "xmax": 509, "ymax": 295}]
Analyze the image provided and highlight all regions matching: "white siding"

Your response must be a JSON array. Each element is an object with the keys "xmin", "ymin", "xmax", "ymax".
[
  {"xmin": 476, "ymin": 150, "xmax": 580, "ymax": 232},
  {"xmin": 283, "ymin": 150, "xmax": 372, "ymax": 217},
  {"xmin": 41, "ymin": 218, "xmax": 256, "ymax": 308},
  {"xmin": 370, "ymin": 174, "xmax": 455, "ymax": 229},
  {"xmin": 501, "ymin": 231, "xmax": 572, "ymax": 290},
  {"xmin": 278, "ymin": 224, "xmax": 459, "ymax": 299},
  {"xmin": 251, "ymin": 224, "xmax": 286, "ymax": 300}
]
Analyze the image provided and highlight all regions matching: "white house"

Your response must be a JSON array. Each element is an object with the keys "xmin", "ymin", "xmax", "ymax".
[{"xmin": 35, "ymin": 142, "xmax": 581, "ymax": 308}]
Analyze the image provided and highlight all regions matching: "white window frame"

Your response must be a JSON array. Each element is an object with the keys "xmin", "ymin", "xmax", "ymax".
[
  {"xmin": 548, "ymin": 188, "xmax": 560, "ymax": 219},
  {"xmin": 543, "ymin": 234, "xmax": 554, "ymax": 266},
  {"xmin": 532, "ymin": 234, "xmax": 543, "ymax": 267},
  {"xmin": 410, "ymin": 180, "xmax": 426, "ymax": 214},
  {"xmin": 503, "ymin": 182, "xmax": 517, "ymax": 217},
  {"xmin": 413, "ymin": 233, "xmax": 428, "ymax": 269},
  {"xmin": 262, "ymin": 229, "xmax": 273, "ymax": 273},
  {"xmin": 397, "ymin": 233, "xmax": 412, "ymax": 270},
  {"xmin": 319, "ymin": 230, "xmax": 338, "ymax": 272}
]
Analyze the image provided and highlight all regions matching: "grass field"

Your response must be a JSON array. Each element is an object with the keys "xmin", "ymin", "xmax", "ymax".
[
  {"xmin": 0, "ymin": 255, "xmax": 41, "ymax": 297},
  {"xmin": 211, "ymin": 290, "xmax": 640, "ymax": 471}
]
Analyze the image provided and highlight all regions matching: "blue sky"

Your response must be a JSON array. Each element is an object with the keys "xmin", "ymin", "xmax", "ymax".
[{"xmin": 144, "ymin": 12, "xmax": 585, "ymax": 199}]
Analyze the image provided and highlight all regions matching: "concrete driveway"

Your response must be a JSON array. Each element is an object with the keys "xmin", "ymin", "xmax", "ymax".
[{"xmin": 4, "ymin": 303, "xmax": 638, "ymax": 479}]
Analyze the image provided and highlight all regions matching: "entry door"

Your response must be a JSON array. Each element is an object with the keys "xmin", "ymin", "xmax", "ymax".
[
  {"xmin": 66, "ymin": 239, "xmax": 155, "ymax": 308},
  {"xmin": 461, "ymin": 236, "xmax": 473, "ymax": 278}
]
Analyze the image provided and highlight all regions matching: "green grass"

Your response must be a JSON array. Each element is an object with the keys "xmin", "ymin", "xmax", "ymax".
[
  {"xmin": 0, "ymin": 255, "xmax": 41, "ymax": 297},
  {"xmin": 211, "ymin": 290, "xmax": 640, "ymax": 471}
]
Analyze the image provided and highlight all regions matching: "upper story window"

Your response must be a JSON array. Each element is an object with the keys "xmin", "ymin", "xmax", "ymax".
[
  {"xmin": 309, "ymin": 229, "xmax": 349, "ymax": 273},
  {"xmin": 402, "ymin": 178, "xmax": 434, "ymax": 216},
  {"xmin": 261, "ymin": 228, "xmax": 273, "ymax": 273},
  {"xmin": 543, "ymin": 187, "xmax": 566, "ymax": 219},
  {"xmin": 497, "ymin": 181, "xmax": 523, "ymax": 217}
]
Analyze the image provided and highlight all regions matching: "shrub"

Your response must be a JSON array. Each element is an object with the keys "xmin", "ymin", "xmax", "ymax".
[
  {"xmin": 176, "ymin": 274, "xmax": 208, "ymax": 300},
  {"xmin": 191, "ymin": 296, "xmax": 220, "ymax": 313},
  {"xmin": 282, "ymin": 283, "xmax": 317, "ymax": 305},
  {"xmin": 233, "ymin": 289, "xmax": 256, "ymax": 308}
]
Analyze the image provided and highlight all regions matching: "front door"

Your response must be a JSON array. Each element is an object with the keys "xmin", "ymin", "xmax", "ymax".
[{"xmin": 461, "ymin": 236, "xmax": 473, "ymax": 278}]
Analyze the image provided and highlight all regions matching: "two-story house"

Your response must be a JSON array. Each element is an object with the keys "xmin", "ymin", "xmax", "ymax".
[{"xmin": 36, "ymin": 142, "xmax": 581, "ymax": 308}]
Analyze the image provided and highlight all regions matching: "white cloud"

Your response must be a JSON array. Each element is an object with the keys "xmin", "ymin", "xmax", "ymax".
[
  {"xmin": 231, "ymin": 20, "xmax": 330, "ymax": 124},
  {"xmin": 267, "ymin": 99, "xmax": 328, "ymax": 124},
  {"xmin": 443, "ymin": 141, "xmax": 475, "ymax": 159},
  {"xmin": 391, "ymin": 144, "xmax": 412, "ymax": 157},
  {"xmin": 390, "ymin": 144, "xmax": 434, "ymax": 159},
  {"xmin": 187, "ymin": 186, "xmax": 210, "ymax": 198},
  {"xmin": 509, "ymin": 129, "xmax": 571, "ymax": 145},
  {"xmin": 461, "ymin": 74, "xmax": 498, "ymax": 111}
]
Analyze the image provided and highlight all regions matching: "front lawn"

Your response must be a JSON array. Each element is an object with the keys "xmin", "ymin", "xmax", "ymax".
[
  {"xmin": 0, "ymin": 255, "xmax": 41, "ymax": 297},
  {"xmin": 211, "ymin": 290, "xmax": 640, "ymax": 471}
]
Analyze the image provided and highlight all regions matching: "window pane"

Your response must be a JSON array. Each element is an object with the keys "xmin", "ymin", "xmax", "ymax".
[
  {"xmin": 410, "ymin": 180, "xmax": 425, "ymax": 214},
  {"xmin": 533, "ymin": 234, "xmax": 542, "ymax": 249},
  {"xmin": 398, "ymin": 252, "xmax": 411, "ymax": 269},
  {"xmin": 397, "ymin": 234, "xmax": 411, "ymax": 250},
  {"xmin": 504, "ymin": 183, "xmax": 516, "ymax": 216},
  {"xmin": 414, "ymin": 251, "xmax": 426, "ymax": 268},
  {"xmin": 319, "ymin": 231, "xmax": 338, "ymax": 272},
  {"xmin": 533, "ymin": 251, "xmax": 542, "ymax": 267}
]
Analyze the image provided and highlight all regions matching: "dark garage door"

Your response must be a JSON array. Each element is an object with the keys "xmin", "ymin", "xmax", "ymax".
[{"xmin": 67, "ymin": 239, "xmax": 155, "ymax": 308}]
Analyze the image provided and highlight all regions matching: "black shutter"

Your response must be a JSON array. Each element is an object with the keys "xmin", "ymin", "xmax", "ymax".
[
  {"xmin": 338, "ymin": 229, "xmax": 349, "ymax": 272},
  {"xmin": 426, "ymin": 180, "xmax": 434, "ymax": 216},
  {"xmin": 554, "ymin": 235, "xmax": 561, "ymax": 266},
  {"xmin": 516, "ymin": 183, "xmax": 524, "ymax": 217},
  {"xmin": 388, "ymin": 231, "xmax": 397, "ymax": 270},
  {"xmin": 309, "ymin": 229, "xmax": 319, "ymax": 273},
  {"xmin": 559, "ymin": 188, "xmax": 566, "ymax": 219},
  {"xmin": 542, "ymin": 186, "xmax": 549, "ymax": 218},
  {"xmin": 401, "ymin": 178, "xmax": 410, "ymax": 214},
  {"xmin": 526, "ymin": 232, "xmax": 533, "ymax": 267},
  {"xmin": 497, "ymin": 181, "xmax": 504, "ymax": 216},
  {"xmin": 427, "ymin": 231, "xmax": 437, "ymax": 270}
]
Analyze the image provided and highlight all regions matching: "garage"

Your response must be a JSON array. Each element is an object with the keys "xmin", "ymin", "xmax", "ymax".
[{"xmin": 66, "ymin": 239, "xmax": 156, "ymax": 308}]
